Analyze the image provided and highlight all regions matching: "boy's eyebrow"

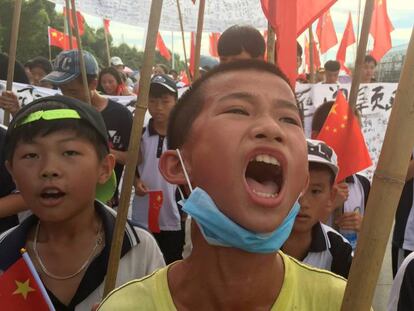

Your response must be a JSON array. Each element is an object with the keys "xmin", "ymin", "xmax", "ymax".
[{"xmin": 217, "ymin": 91, "xmax": 299, "ymax": 112}]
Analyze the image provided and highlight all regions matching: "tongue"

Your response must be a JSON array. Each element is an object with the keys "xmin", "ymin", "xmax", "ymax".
[{"xmin": 246, "ymin": 177, "xmax": 279, "ymax": 195}]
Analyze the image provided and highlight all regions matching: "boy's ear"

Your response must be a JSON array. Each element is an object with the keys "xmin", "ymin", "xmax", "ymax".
[
  {"xmin": 98, "ymin": 153, "xmax": 116, "ymax": 184},
  {"xmin": 5, "ymin": 160, "xmax": 16, "ymax": 183},
  {"xmin": 159, "ymin": 150, "xmax": 189, "ymax": 185}
]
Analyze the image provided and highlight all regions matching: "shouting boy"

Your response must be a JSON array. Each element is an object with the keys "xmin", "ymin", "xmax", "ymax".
[
  {"xmin": 282, "ymin": 139, "xmax": 353, "ymax": 278},
  {"xmin": 0, "ymin": 96, "xmax": 164, "ymax": 310},
  {"xmin": 99, "ymin": 60, "xmax": 347, "ymax": 310}
]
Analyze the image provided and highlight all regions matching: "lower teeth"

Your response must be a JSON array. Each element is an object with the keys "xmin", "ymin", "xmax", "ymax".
[{"xmin": 252, "ymin": 189, "xmax": 277, "ymax": 198}]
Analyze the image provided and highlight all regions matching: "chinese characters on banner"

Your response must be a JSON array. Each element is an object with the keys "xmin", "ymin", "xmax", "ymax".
[{"xmin": 0, "ymin": 80, "xmax": 398, "ymax": 179}]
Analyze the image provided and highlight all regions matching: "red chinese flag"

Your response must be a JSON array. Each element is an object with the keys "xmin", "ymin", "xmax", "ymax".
[
  {"xmin": 336, "ymin": 13, "xmax": 355, "ymax": 75},
  {"xmin": 316, "ymin": 10, "xmax": 338, "ymax": 54},
  {"xmin": 317, "ymin": 92, "xmax": 372, "ymax": 182},
  {"xmin": 305, "ymin": 35, "xmax": 321, "ymax": 72},
  {"xmin": 48, "ymin": 27, "xmax": 78, "ymax": 50},
  {"xmin": 156, "ymin": 32, "xmax": 171, "ymax": 61},
  {"xmin": 370, "ymin": 0, "xmax": 394, "ymax": 61},
  {"xmin": 209, "ymin": 33, "xmax": 220, "ymax": 58},
  {"xmin": 48, "ymin": 27, "xmax": 66, "ymax": 50},
  {"xmin": 64, "ymin": 7, "xmax": 85, "ymax": 36},
  {"xmin": 180, "ymin": 70, "xmax": 190, "ymax": 86},
  {"xmin": 189, "ymin": 32, "xmax": 196, "ymax": 78},
  {"xmin": 0, "ymin": 258, "xmax": 50, "ymax": 310},
  {"xmin": 261, "ymin": 0, "xmax": 337, "ymax": 86},
  {"xmin": 148, "ymin": 191, "xmax": 163, "ymax": 233},
  {"xmin": 103, "ymin": 19, "xmax": 110, "ymax": 34}
]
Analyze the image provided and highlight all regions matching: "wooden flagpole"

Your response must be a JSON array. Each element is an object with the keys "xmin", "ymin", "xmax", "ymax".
[
  {"xmin": 70, "ymin": 0, "xmax": 91, "ymax": 105},
  {"xmin": 348, "ymin": 0, "xmax": 375, "ymax": 112},
  {"xmin": 266, "ymin": 22, "xmax": 275, "ymax": 64},
  {"xmin": 3, "ymin": 0, "xmax": 22, "ymax": 126},
  {"xmin": 103, "ymin": 0, "xmax": 164, "ymax": 296},
  {"xmin": 309, "ymin": 27, "xmax": 315, "ymax": 83},
  {"xmin": 193, "ymin": 0, "xmax": 205, "ymax": 80},
  {"xmin": 341, "ymin": 25, "xmax": 414, "ymax": 310},
  {"xmin": 176, "ymin": 0, "xmax": 191, "ymax": 82},
  {"xmin": 65, "ymin": 0, "xmax": 73, "ymax": 49},
  {"xmin": 103, "ymin": 19, "xmax": 111, "ymax": 67}
]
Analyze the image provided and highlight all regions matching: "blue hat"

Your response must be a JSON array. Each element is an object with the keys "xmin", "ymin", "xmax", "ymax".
[{"xmin": 41, "ymin": 50, "xmax": 99, "ymax": 85}]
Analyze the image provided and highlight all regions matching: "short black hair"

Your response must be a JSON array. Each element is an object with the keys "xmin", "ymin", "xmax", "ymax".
[
  {"xmin": 217, "ymin": 25, "xmax": 265, "ymax": 58},
  {"xmin": 167, "ymin": 59, "xmax": 297, "ymax": 150},
  {"xmin": 324, "ymin": 60, "xmax": 340, "ymax": 72},
  {"xmin": 27, "ymin": 56, "xmax": 53, "ymax": 74},
  {"xmin": 309, "ymin": 162, "xmax": 335, "ymax": 185},
  {"xmin": 169, "ymin": 69, "xmax": 178, "ymax": 76},
  {"xmin": 312, "ymin": 100, "xmax": 335, "ymax": 134},
  {"xmin": 364, "ymin": 55, "xmax": 377, "ymax": 66},
  {"xmin": 5, "ymin": 100, "xmax": 108, "ymax": 162},
  {"xmin": 297, "ymin": 42, "xmax": 303, "ymax": 58},
  {"xmin": 0, "ymin": 53, "xmax": 29, "ymax": 84}
]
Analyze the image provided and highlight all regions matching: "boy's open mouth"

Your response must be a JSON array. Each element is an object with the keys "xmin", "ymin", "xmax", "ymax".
[
  {"xmin": 40, "ymin": 188, "xmax": 66, "ymax": 200},
  {"xmin": 245, "ymin": 154, "xmax": 283, "ymax": 199}
]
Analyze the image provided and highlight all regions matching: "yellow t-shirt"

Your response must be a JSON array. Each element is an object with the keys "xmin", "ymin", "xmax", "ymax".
[{"xmin": 98, "ymin": 252, "xmax": 347, "ymax": 310}]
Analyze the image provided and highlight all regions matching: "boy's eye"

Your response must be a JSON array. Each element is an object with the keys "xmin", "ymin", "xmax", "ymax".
[
  {"xmin": 280, "ymin": 116, "xmax": 300, "ymax": 125},
  {"xmin": 63, "ymin": 150, "xmax": 80, "ymax": 156},
  {"xmin": 22, "ymin": 153, "xmax": 38, "ymax": 159},
  {"xmin": 311, "ymin": 189, "xmax": 322, "ymax": 195},
  {"xmin": 225, "ymin": 108, "xmax": 249, "ymax": 116}
]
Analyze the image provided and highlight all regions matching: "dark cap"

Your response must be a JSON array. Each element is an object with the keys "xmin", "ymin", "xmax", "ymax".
[
  {"xmin": 41, "ymin": 50, "xmax": 99, "ymax": 85},
  {"xmin": 150, "ymin": 74, "xmax": 177, "ymax": 94},
  {"xmin": 5, "ymin": 95, "xmax": 116, "ymax": 202}
]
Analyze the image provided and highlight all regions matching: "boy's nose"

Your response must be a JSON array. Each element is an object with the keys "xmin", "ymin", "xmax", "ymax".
[
  {"xmin": 251, "ymin": 116, "xmax": 286, "ymax": 143},
  {"xmin": 41, "ymin": 170, "xmax": 60, "ymax": 179}
]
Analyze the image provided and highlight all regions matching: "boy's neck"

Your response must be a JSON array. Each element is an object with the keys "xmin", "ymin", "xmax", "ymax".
[
  {"xmin": 35, "ymin": 202, "xmax": 100, "ymax": 244},
  {"xmin": 152, "ymin": 119, "xmax": 168, "ymax": 136},
  {"xmin": 281, "ymin": 229, "xmax": 313, "ymax": 261},
  {"xmin": 91, "ymin": 91, "xmax": 109, "ymax": 112},
  {"xmin": 168, "ymin": 225, "xmax": 284, "ymax": 310}
]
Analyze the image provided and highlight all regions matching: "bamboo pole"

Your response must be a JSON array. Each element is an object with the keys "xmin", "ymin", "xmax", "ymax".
[
  {"xmin": 171, "ymin": 31, "xmax": 175, "ymax": 69},
  {"xmin": 3, "ymin": 0, "xmax": 22, "ymax": 126},
  {"xmin": 103, "ymin": 19, "xmax": 111, "ymax": 67},
  {"xmin": 341, "ymin": 26, "xmax": 414, "ymax": 310},
  {"xmin": 103, "ymin": 0, "xmax": 164, "ymax": 296},
  {"xmin": 266, "ymin": 22, "xmax": 275, "ymax": 64},
  {"xmin": 193, "ymin": 0, "xmax": 205, "ymax": 80},
  {"xmin": 65, "ymin": 0, "xmax": 73, "ymax": 49},
  {"xmin": 356, "ymin": 0, "xmax": 362, "ymax": 52},
  {"xmin": 70, "ymin": 0, "xmax": 91, "ymax": 105},
  {"xmin": 309, "ymin": 27, "xmax": 315, "ymax": 83},
  {"xmin": 176, "ymin": 0, "xmax": 191, "ymax": 82},
  {"xmin": 348, "ymin": 0, "xmax": 375, "ymax": 113}
]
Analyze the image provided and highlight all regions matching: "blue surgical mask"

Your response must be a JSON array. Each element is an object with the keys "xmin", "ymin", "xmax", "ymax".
[
  {"xmin": 181, "ymin": 187, "xmax": 300, "ymax": 254},
  {"xmin": 175, "ymin": 148, "xmax": 300, "ymax": 254}
]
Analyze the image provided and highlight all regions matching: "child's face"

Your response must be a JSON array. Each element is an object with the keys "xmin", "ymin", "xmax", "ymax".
[
  {"xmin": 101, "ymin": 73, "xmax": 119, "ymax": 95},
  {"xmin": 148, "ymin": 94, "xmax": 176, "ymax": 125},
  {"xmin": 361, "ymin": 61, "xmax": 376, "ymax": 82},
  {"xmin": 181, "ymin": 69, "xmax": 309, "ymax": 233},
  {"xmin": 293, "ymin": 169, "xmax": 335, "ymax": 233},
  {"xmin": 7, "ymin": 129, "xmax": 113, "ymax": 223}
]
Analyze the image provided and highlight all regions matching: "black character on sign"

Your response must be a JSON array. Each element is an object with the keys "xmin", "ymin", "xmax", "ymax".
[{"xmin": 371, "ymin": 86, "xmax": 391, "ymax": 111}]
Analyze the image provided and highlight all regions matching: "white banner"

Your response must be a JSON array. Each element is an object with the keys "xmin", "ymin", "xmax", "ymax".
[
  {"xmin": 296, "ymin": 82, "xmax": 398, "ymax": 179},
  {"xmin": 1, "ymin": 81, "xmax": 398, "ymax": 179},
  {"xmin": 48, "ymin": 0, "xmax": 268, "ymax": 32}
]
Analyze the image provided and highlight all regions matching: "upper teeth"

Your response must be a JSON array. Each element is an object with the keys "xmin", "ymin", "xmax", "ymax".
[
  {"xmin": 45, "ymin": 190, "xmax": 59, "ymax": 194},
  {"xmin": 251, "ymin": 154, "xmax": 280, "ymax": 166}
]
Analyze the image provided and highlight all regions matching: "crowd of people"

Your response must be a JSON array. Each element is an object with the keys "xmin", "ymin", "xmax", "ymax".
[{"xmin": 0, "ymin": 24, "xmax": 413, "ymax": 311}]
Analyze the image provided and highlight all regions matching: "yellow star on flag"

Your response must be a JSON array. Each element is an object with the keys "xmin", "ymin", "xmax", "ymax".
[
  {"xmin": 329, "ymin": 103, "xmax": 338, "ymax": 115},
  {"xmin": 157, "ymin": 195, "xmax": 161, "ymax": 202},
  {"xmin": 13, "ymin": 279, "xmax": 35, "ymax": 300}
]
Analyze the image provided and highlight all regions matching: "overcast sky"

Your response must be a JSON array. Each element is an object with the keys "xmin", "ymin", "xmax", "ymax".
[{"xmin": 63, "ymin": 0, "xmax": 414, "ymax": 68}]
